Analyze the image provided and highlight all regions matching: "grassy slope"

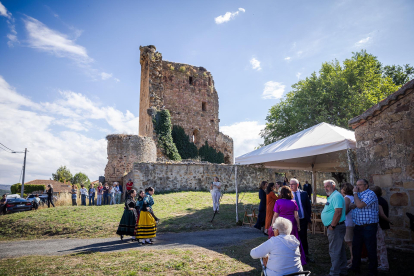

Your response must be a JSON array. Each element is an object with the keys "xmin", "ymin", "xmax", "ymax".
[
  {"xmin": 0, "ymin": 191, "xmax": 260, "ymax": 241},
  {"xmin": 0, "ymin": 235, "xmax": 412, "ymax": 276}
]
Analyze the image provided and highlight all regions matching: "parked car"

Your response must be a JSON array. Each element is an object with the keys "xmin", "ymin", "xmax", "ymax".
[
  {"xmin": 26, "ymin": 194, "xmax": 48, "ymax": 204},
  {"xmin": 6, "ymin": 194, "xmax": 20, "ymax": 199},
  {"xmin": 5, "ymin": 198, "xmax": 33, "ymax": 213}
]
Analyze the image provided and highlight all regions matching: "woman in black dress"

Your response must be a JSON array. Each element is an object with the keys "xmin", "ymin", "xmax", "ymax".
[
  {"xmin": 116, "ymin": 189, "xmax": 138, "ymax": 240},
  {"xmin": 254, "ymin": 181, "xmax": 268, "ymax": 232}
]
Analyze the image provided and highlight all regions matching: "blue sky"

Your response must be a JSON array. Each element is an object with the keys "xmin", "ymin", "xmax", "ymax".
[{"xmin": 0, "ymin": 0, "xmax": 413, "ymax": 184}]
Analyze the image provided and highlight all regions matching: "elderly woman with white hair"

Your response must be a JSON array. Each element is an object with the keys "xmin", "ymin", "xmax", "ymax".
[{"xmin": 250, "ymin": 217, "xmax": 303, "ymax": 276}]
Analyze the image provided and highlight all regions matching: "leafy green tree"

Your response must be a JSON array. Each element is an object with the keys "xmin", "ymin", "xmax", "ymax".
[
  {"xmin": 198, "ymin": 141, "xmax": 224, "ymax": 164},
  {"xmin": 52, "ymin": 166, "xmax": 73, "ymax": 183},
  {"xmin": 153, "ymin": 109, "xmax": 181, "ymax": 161},
  {"xmin": 383, "ymin": 64, "xmax": 414, "ymax": 86},
  {"xmin": 72, "ymin": 172, "xmax": 90, "ymax": 186},
  {"xmin": 172, "ymin": 125, "xmax": 198, "ymax": 159},
  {"xmin": 261, "ymin": 50, "xmax": 400, "ymax": 145}
]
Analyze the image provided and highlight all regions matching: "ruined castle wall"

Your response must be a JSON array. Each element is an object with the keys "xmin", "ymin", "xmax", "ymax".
[
  {"xmin": 138, "ymin": 45, "xmax": 234, "ymax": 163},
  {"xmin": 126, "ymin": 162, "xmax": 332, "ymax": 194},
  {"xmin": 351, "ymin": 89, "xmax": 414, "ymax": 250},
  {"xmin": 104, "ymin": 135, "xmax": 157, "ymax": 183}
]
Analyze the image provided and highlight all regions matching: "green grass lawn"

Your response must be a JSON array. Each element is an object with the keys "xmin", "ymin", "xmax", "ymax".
[
  {"xmin": 0, "ymin": 191, "xmax": 260, "ymax": 241},
  {"xmin": 0, "ymin": 234, "xmax": 412, "ymax": 276}
]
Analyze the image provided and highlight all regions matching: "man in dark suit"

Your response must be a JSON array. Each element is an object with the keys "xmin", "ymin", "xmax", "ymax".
[
  {"xmin": 303, "ymin": 180, "xmax": 313, "ymax": 201},
  {"xmin": 290, "ymin": 178, "xmax": 312, "ymax": 262}
]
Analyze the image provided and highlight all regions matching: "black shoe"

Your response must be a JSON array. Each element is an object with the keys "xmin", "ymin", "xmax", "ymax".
[
  {"xmin": 141, "ymin": 241, "xmax": 146, "ymax": 245},
  {"xmin": 263, "ymin": 232, "xmax": 268, "ymax": 236},
  {"xmin": 120, "ymin": 235, "xmax": 123, "ymax": 240},
  {"xmin": 147, "ymin": 240, "xmax": 153, "ymax": 244}
]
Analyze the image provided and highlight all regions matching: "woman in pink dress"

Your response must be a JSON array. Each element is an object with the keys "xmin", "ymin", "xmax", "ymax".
[{"xmin": 271, "ymin": 186, "xmax": 307, "ymax": 265}]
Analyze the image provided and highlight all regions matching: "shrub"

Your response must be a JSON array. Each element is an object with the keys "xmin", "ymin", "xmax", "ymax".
[
  {"xmin": 179, "ymin": 66, "xmax": 186, "ymax": 73},
  {"xmin": 11, "ymin": 183, "xmax": 46, "ymax": 194},
  {"xmin": 198, "ymin": 141, "xmax": 225, "ymax": 164},
  {"xmin": 153, "ymin": 110, "xmax": 181, "ymax": 161},
  {"xmin": 172, "ymin": 125, "xmax": 198, "ymax": 159}
]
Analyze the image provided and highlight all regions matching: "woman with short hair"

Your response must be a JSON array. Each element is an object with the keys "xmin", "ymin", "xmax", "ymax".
[
  {"xmin": 271, "ymin": 186, "xmax": 306, "ymax": 265},
  {"xmin": 251, "ymin": 217, "xmax": 303, "ymax": 276}
]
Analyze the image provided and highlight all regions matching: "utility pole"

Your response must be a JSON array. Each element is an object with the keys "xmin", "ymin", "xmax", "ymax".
[{"xmin": 21, "ymin": 148, "xmax": 27, "ymax": 198}]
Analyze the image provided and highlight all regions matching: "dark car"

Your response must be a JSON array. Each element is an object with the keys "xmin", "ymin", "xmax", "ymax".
[{"xmin": 6, "ymin": 198, "xmax": 33, "ymax": 213}]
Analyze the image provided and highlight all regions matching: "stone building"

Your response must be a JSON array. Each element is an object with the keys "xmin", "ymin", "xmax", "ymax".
[
  {"xmin": 139, "ymin": 45, "xmax": 234, "ymax": 164},
  {"xmin": 349, "ymin": 79, "xmax": 414, "ymax": 250}
]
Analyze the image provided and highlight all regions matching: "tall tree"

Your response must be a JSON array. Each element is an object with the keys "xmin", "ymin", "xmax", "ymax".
[
  {"xmin": 383, "ymin": 64, "xmax": 414, "ymax": 86},
  {"xmin": 72, "ymin": 172, "xmax": 90, "ymax": 186},
  {"xmin": 52, "ymin": 166, "xmax": 73, "ymax": 183},
  {"xmin": 261, "ymin": 50, "xmax": 400, "ymax": 145}
]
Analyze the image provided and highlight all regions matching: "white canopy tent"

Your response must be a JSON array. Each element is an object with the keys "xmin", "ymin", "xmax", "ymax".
[{"xmin": 235, "ymin": 122, "xmax": 356, "ymax": 204}]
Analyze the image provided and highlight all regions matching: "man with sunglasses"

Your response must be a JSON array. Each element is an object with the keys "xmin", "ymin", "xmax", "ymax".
[{"xmin": 349, "ymin": 179, "xmax": 379, "ymax": 276}]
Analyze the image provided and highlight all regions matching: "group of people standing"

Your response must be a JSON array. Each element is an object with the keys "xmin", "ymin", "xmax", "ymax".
[
  {"xmin": 254, "ymin": 179, "xmax": 313, "ymax": 266},
  {"xmin": 70, "ymin": 180, "xmax": 129, "ymax": 206},
  {"xmin": 116, "ymin": 186, "xmax": 159, "ymax": 245},
  {"xmin": 321, "ymin": 179, "xmax": 391, "ymax": 276}
]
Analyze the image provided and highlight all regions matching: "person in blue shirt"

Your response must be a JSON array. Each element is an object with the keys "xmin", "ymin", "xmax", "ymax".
[
  {"xmin": 321, "ymin": 179, "xmax": 347, "ymax": 276},
  {"xmin": 145, "ymin": 187, "xmax": 159, "ymax": 223}
]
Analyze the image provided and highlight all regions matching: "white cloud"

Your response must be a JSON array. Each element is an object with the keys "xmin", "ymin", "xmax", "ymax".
[
  {"xmin": 0, "ymin": 2, "xmax": 18, "ymax": 47},
  {"xmin": 215, "ymin": 8, "xmax": 245, "ymax": 24},
  {"xmin": 101, "ymin": 72, "xmax": 113, "ymax": 80},
  {"xmin": 297, "ymin": 50, "xmax": 303, "ymax": 57},
  {"xmin": 220, "ymin": 121, "xmax": 265, "ymax": 159},
  {"xmin": 355, "ymin": 36, "xmax": 371, "ymax": 47},
  {"xmin": 250, "ymin": 57, "xmax": 261, "ymax": 71},
  {"xmin": 262, "ymin": 81, "xmax": 286, "ymax": 99},
  {"xmin": 0, "ymin": 75, "xmax": 138, "ymax": 184},
  {"xmin": 23, "ymin": 16, "xmax": 91, "ymax": 63},
  {"xmin": 284, "ymin": 57, "xmax": 291, "ymax": 60},
  {"xmin": 296, "ymin": 72, "xmax": 302, "ymax": 79}
]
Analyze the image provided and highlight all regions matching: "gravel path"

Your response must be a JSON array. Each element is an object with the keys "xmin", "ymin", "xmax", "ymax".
[{"xmin": 0, "ymin": 227, "xmax": 264, "ymax": 258}]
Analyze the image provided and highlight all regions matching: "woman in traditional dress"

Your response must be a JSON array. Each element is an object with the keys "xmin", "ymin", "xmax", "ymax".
[
  {"xmin": 265, "ymin": 182, "xmax": 281, "ymax": 236},
  {"xmin": 116, "ymin": 189, "xmax": 138, "ymax": 240},
  {"xmin": 271, "ymin": 186, "xmax": 307, "ymax": 265},
  {"xmin": 254, "ymin": 181, "xmax": 268, "ymax": 232},
  {"xmin": 136, "ymin": 187, "xmax": 157, "ymax": 245}
]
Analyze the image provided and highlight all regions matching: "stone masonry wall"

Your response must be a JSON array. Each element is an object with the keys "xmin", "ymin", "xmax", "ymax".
[
  {"xmin": 123, "ymin": 162, "xmax": 333, "ymax": 195},
  {"xmin": 104, "ymin": 135, "xmax": 157, "ymax": 183},
  {"xmin": 351, "ymin": 89, "xmax": 414, "ymax": 249},
  {"xmin": 138, "ymin": 45, "xmax": 233, "ymax": 163}
]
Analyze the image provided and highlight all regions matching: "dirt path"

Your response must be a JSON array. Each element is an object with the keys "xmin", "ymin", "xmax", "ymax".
[{"xmin": 0, "ymin": 227, "xmax": 265, "ymax": 258}]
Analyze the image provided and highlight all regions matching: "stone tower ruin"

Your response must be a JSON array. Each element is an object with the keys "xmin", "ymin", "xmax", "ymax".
[
  {"xmin": 139, "ymin": 45, "xmax": 233, "ymax": 164},
  {"xmin": 105, "ymin": 45, "xmax": 234, "ymax": 184}
]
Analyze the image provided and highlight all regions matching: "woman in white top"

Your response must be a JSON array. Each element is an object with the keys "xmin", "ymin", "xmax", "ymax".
[
  {"xmin": 250, "ymin": 217, "xmax": 303, "ymax": 276},
  {"xmin": 341, "ymin": 183, "xmax": 355, "ymax": 266},
  {"xmin": 210, "ymin": 177, "xmax": 221, "ymax": 213}
]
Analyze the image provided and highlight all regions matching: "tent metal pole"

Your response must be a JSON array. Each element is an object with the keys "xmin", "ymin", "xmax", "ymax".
[
  {"xmin": 347, "ymin": 148, "xmax": 355, "ymax": 185},
  {"xmin": 235, "ymin": 164, "xmax": 238, "ymax": 223},
  {"xmin": 312, "ymin": 165, "xmax": 316, "ymax": 204}
]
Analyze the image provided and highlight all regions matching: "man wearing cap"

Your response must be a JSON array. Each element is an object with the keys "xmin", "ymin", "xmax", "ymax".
[{"xmin": 321, "ymin": 179, "xmax": 347, "ymax": 276}]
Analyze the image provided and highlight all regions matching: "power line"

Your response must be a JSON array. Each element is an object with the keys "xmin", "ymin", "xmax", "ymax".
[
  {"xmin": 0, "ymin": 146, "xmax": 11, "ymax": 153},
  {"xmin": 0, "ymin": 142, "xmax": 14, "ymax": 152}
]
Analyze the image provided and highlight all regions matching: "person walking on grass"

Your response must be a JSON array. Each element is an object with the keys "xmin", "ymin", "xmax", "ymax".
[
  {"xmin": 97, "ymin": 182, "xmax": 103, "ymax": 206},
  {"xmin": 88, "ymin": 184, "xmax": 96, "ymax": 206},
  {"xmin": 80, "ymin": 184, "xmax": 88, "ymax": 206},
  {"xmin": 71, "ymin": 184, "xmax": 78, "ymax": 206},
  {"xmin": 349, "ymin": 179, "xmax": 379, "ymax": 276},
  {"xmin": 116, "ymin": 189, "xmax": 139, "ymax": 241},
  {"xmin": 136, "ymin": 187, "xmax": 158, "ymax": 244},
  {"xmin": 210, "ymin": 177, "xmax": 221, "ymax": 213},
  {"xmin": 321, "ymin": 179, "xmax": 347, "ymax": 276},
  {"xmin": 254, "ymin": 181, "xmax": 267, "ymax": 232},
  {"xmin": 46, "ymin": 184, "xmax": 55, "ymax": 208},
  {"xmin": 103, "ymin": 183, "xmax": 109, "ymax": 205}
]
